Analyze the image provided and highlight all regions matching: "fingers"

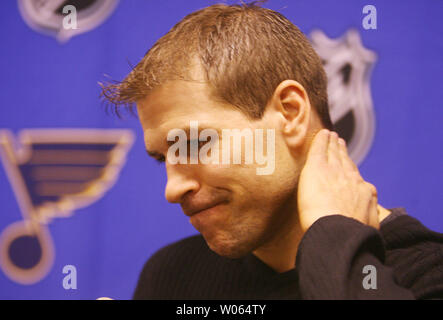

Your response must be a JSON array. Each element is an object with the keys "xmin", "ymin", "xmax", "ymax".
[
  {"xmin": 326, "ymin": 130, "xmax": 362, "ymax": 182},
  {"xmin": 337, "ymin": 136, "xmax": 359, "ymax": 174},
  {"xmin": 367, "ymin": 183, "xmax": 380, "ymax": 229},
  {"xmin": 366, "ymin": 182, "xmax": 378, "ymax": 198},
  {"xmin": 307, "ymin": 129, "xmax": 330, "ymax": 162},
  {"xmin": 309, "ymin": 130, "xmax": 359, "ymax": 177},
  {"xmin": 327, "ymin": 131, "xmax": 341, "ymax": 166}
]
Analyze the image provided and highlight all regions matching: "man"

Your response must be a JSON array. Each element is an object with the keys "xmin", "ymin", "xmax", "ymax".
[{"xmin": 101, "ymin": 3, "xmax": 443, "ymax": 299}]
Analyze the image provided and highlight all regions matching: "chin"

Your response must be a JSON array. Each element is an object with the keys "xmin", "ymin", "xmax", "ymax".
[{"xmin": 204, "ymin": 232, "xmax": 257, "ymax": 259}]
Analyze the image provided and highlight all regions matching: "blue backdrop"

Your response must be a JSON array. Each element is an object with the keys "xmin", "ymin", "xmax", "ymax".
[{"xmin": 0, "ymin": 0, "xmax": 442, "ymax": 299}]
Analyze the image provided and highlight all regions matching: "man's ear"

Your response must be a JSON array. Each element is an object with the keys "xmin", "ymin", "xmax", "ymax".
[{"xmin": 270, "ymin": 80, "xmax": 311, "ymax": 149}]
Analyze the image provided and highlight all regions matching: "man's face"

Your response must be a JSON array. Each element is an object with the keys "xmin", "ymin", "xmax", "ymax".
[{"xmin": 137, "ymin": 80, "xmax": 301, "ymax": 258}]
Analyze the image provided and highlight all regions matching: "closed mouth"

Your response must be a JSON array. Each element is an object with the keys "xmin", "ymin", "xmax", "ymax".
[{"xmin": 184, "ymin": 201, "xmax": 226, "ymax": 217}]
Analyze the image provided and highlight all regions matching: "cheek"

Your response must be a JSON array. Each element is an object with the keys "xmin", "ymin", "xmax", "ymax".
[
  {"xmin": 195, "ymin": 139, "xmax": 299, "ymax": 210},
  {"xmin": 246, "ymin": 150, "xmax": 300, "ymax": 213},
  {"xmin": 198, "ymin": 144, "xmax": 298, "ymax": 191},
  {"xmin": 196, "ymin": 162, "xmax": 258, "ymax": 187}
]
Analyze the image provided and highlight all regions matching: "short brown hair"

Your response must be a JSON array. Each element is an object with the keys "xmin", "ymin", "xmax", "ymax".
[{"xmin": 101, "ymin": 2, "xmax": 333, "ymax": 130}]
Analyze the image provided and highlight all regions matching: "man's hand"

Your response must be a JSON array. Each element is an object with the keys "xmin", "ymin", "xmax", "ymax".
[{"xmin": 297, "ymin": 129, "xmax": 379, "ymax": 233}]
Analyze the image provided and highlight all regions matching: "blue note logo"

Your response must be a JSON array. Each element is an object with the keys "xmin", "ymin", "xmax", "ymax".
[
  {"xmin": 311, "ymin": 29, "xmax": 377, "ymax": 165},
  {"xmin": 0, "ymin": 129, "xmax": 134, "ymax": 284},
  {"xmin": 18, "ymin": 0, "xmax": 119, "ymax": 43}
]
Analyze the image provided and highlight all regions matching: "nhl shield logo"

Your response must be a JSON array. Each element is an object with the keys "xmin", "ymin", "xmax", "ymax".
[
  {"xmin": 311, "ymin": 29, "xmax": 377, "ymax": 165},
  {"xmin": 18, "ymin": 0, "xmax": 119, "ymax": 42}
]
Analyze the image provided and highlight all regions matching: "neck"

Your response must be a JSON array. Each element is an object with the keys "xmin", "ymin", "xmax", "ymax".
[
  {"xmin": 252, "ymin": 208, "xmax": 304, "ymax": 273},
  {"xmin": 252, "ymin": 204, "xmax": 392, "ymax": 273}
]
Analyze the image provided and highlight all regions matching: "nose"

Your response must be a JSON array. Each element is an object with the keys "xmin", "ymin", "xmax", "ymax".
[{"xmin": 164, "ymin": 162, "xmax": 200, "ymax": 204}]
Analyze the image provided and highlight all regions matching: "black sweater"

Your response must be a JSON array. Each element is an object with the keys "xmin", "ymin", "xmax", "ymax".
[{"xmin": 133, "ymin": 208, "xmax": 443, "ymax": 299}]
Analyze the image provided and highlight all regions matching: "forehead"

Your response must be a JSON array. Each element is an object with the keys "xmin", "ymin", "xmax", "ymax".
[
  {"xmin": 136, "ymin": 80, "xmax": 251, "ymax": 149},
  {"xmin": 138, "ymin": 80, "xmax": 210, "ymax": 125}
]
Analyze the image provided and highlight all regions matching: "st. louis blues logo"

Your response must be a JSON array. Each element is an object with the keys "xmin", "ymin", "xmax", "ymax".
[
  {"xmin": 18, "ymin": 0, "xmax": 119, "ymax": 42},
  {"xmin": 0, "ymin": 129, "xmax": 133, "ymax": 284},
  {"xmin": 311, "ymin": 29, "xmax": 377, "ymax": 165}
]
